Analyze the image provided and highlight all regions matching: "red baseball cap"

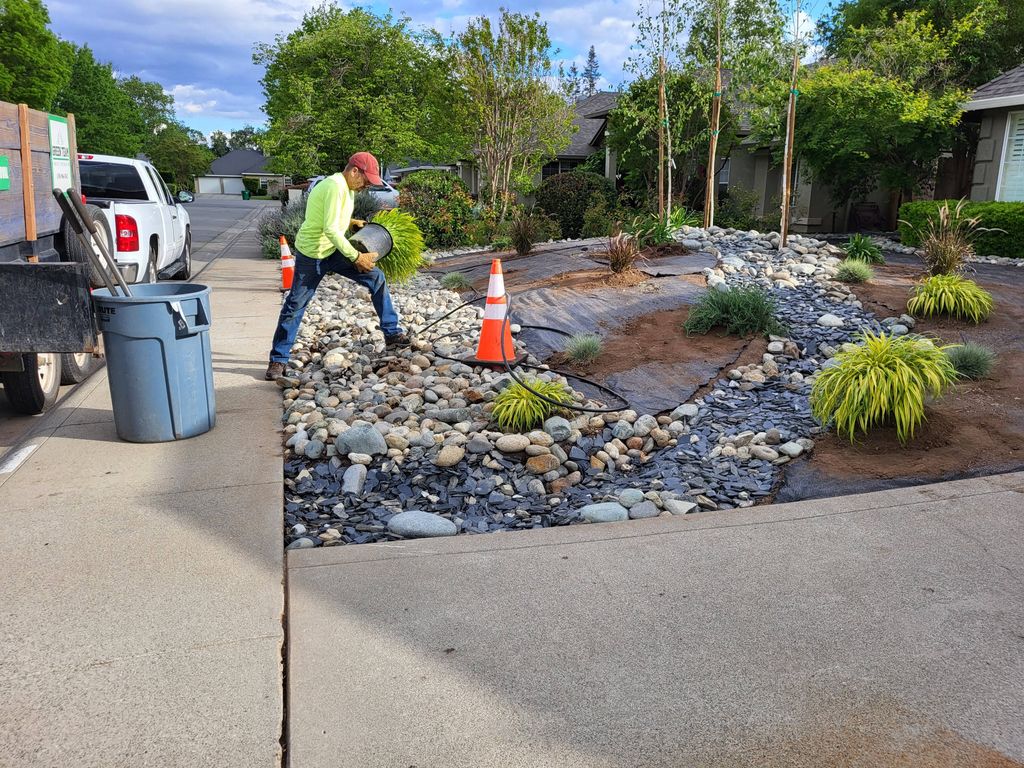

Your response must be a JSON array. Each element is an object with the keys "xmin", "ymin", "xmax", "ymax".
[{"xmin": 348, "ymin": 152, "xmax": 383, "ymax": 185}]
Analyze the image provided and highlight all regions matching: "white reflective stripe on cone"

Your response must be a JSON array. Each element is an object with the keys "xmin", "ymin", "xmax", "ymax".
[
  {"xmin": 483, "ymin": 302, "xmax": 508, "ymax": 321},
  {"xmin": 282, "ymin": 258, "xmax": 295, "ymax": 268},
  {"xmin": 487, "ymin": 272, "xmax": 505, "ymax": 297}
]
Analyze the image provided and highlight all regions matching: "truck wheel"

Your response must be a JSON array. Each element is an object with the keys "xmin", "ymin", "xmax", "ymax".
[
  {"xmin": 62, "ymin": 204, "xmax": 113, "ymax": 289},
  {"xmin": 1, "ymin": 353, "xmax": 62, "ymax": 415},
  {"xmin": 60, "ymin": 352, "xmax": 100, "ymax": 385},
  {"xmin": 172, "ymin": 229, "xmax": 192, "ymax": 280},
  {"xmin": 143, "ymin": 244, "xmax": 159, "ymax": 284}
]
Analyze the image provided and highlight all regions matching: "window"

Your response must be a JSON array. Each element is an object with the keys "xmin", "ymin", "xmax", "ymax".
[
  {"xmin": 717, "ymin": 158, "xmax": 731, "ymax": 186},
  {"xmin": 997, "ymin": 111, "xmax": 1024, "ymax": 202},
  {"xmin": 80, "ymin": 161, "xmax": 148, "ymax": 200},
  {"xmin": 541, "ymin": 159, "xmax": 583, "ymax": 179}
]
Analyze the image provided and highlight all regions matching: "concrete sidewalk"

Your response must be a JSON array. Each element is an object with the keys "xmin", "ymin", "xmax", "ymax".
[
  {"xmin": 287, "ymin": 471, "xmax": 1024, "ymax": 767},
  {"xmin": 0, "ymin": 241, "xmax": 284, "ymax": 766}
]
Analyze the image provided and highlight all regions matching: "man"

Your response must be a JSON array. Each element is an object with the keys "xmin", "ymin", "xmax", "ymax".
[{"xmin": 265, "ymin": 152, "xmax": 409, "ymax": 380}]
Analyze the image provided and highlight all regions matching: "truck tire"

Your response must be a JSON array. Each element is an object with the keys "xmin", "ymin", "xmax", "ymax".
[
  {"xmin": 62, "ymin": 204, "xmax": 113, "ymax": 289},
  {"xmin": 1, "ymin": 353, "xmax": 62, "ymax": 415},
  {"xmin": 171, "ymin": 228, "xmax": 192, "ymax": 280},
  {"xmin": 143, "ymin": 243, "xmax": 159, "ymax": 283},
  {"xmin": 60, "ymin": 352, "xmax": 100, "ymax": 385}
]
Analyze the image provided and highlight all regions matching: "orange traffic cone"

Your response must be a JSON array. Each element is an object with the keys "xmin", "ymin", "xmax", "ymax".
[
  {"xmin": 465, "ymin": 259, "xmax": 526, "ymax": 367},
  {"xmin": 279, "ymin": 236, "xmax": 294, "ymax": 292}
]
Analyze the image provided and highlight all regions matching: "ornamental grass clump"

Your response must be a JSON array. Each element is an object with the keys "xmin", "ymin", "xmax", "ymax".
[
  {"xmin": 684, "ymin": 287, "xmax": 785, "ymax": 337},
  {"xmin": 492, "ymin": 377, "xmax": 574, "ymax": 433},
  {"xmin": 906, "ymin": 274, "xmax": 993, "ymax": 323},
  {"xmin": 371, "ymin": 208, "xmax": 425, "ymax": 283},
  {"xmin": 843, "ymin": 234, "xmax": 885, "ymax": 264},
  {"xmin": 835, "ymin": 260, "xmax": 874, "ymax": 283},
  {"xmin": 607, "ymin": 232, "xmax": 642, "ymax": 273},
  {"xmin": 440, "ymin": 271, "xmax": 473, "ymax": 291},
  {"xmin": 810, "ymin": 331, "xmax": 957, "ymax": 444},
  {"xmin": 564, "ymin": 333, "xmax": 603, "ymax": 365},
  {"xmin": 905, "ymin": 199, "xmax": 997, "ymax": 275},
  {"xmin": 945, "ymin": 342, "xmax": 996, "ymax": 380}
]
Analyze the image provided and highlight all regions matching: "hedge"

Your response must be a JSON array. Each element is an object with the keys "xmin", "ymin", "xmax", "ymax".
[
  {"xmin": 898, "ymin": 200, "xmax": 1024, "ymax": 259},
  {"xmin": 397, "ymin": 170, "xmax": 474, "ymax": 249},
  {"xmin": 535, "ymin": 171, "xmax": 615, "ymax": 239}
]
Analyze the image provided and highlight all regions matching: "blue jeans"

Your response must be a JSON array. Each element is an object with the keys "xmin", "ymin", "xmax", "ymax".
[{"xmin": 269, "ymin": 250, "xmax": 403, "ymax": 363}]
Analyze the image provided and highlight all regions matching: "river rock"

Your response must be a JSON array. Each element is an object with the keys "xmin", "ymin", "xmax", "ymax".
[
  {"xmin": 496, "ymin": 434, "xmax": 530, "ymax": 453},
  {"xmin": 580, "ymin": 502, "xmax": 629, "ymax": 523},
  {"xmin": 628, "ymin": 501, "xmax": 659, "ymax": 519},
  {"xmin": 341, "ymin": 464, "xmax": 367, "ymax": 494},
  {"xmin": 526, "ymin": 454, "xmax": 561, "ymax": 474},
  {"xmin": 618, "ymin": 488, "xmax": 646, "ymax": 508},
  {"xmin": 335, "ymin": 425, "xmax": 387, "ymax": 456},
  {"xmin": 664, "ymin": 499, "xmax": 697, "ymax": 515},
  {"xmin": 542, "ymin": 416, "xmax": 572, "ymax": 442},
  {"xmin": 817, "ymin": 313, "xmax": 845, "ymax": 328},
  {"xmin": 434, "ymin": 445, "xmax": 465, "ymax": 467},
  {"xmin": 387, "ymin": 510, "xmax": 458, "ymax": 538}
]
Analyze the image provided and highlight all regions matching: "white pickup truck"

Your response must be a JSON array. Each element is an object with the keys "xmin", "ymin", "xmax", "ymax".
[{"xmin": 75, "ymin": 153, "xmax": 192, "ymax": 284}]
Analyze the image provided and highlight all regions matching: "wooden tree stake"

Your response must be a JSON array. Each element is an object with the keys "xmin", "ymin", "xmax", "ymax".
[
  {"xmin": 18, "ymin": 103, "xmax": 36, "ymax": 247},
  {"xmin": 703, "ymin": 6, "xmax": 723, "ymax": 230}
]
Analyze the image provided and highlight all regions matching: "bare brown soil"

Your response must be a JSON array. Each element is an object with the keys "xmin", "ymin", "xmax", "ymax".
[
  {"xmin": 474, "ymin": 266, "xmax": 650, "ymax": 295},
  {"xmin": 548, "ymin": 305, "xmax": 762, "ymax": 387},
  {"xmin": 805, "ymin": 262, "xmax": 1024, "ymax": 482}
]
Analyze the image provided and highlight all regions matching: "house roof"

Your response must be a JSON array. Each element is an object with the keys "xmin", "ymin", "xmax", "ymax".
[
  {"xmin": 964, "ymin": 64, "xmax": 1024, "ymax": 111},
  {"xmin": 560, "ymin": 91, "xmax": 620, "ymax": 158},
  {"xmin": 209, "ymin": 149, "xmax": 272, "ymax": 176}
]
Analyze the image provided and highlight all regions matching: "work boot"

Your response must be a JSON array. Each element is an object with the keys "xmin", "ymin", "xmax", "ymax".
[
  {"xmin": 265, "ymin": 361, "xmax": 286, "ymax": 381},
  {"xmin": 384, "ymin": 332, "xmax": 412, "ymax": 350}
]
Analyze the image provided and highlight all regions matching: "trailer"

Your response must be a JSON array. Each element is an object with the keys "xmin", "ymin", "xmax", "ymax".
[{"xmin": 0, "ymin": 101, "xmax": 102, "ymax": 414}]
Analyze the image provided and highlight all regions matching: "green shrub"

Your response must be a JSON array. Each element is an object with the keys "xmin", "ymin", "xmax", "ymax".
[
  {"xmin": 582, "ymin": 193, "xmax": 613, "ymax": 238},
  {"xmin": 353, "ymin": 190, "xmax": 382, "ymax": 223},
  {"xmin": 440, "ymin": 272, "xmax": 473, "ymax": 291},
  {"xmin": 564, "ymin": 333, "xmax": 603, "ymax": 365},
  {"xmin": 907, "ymin": 274, "xmax": 993, "ymax": 323},
  {"xmin": 242, "ymin": 176, "xmax": 260, "ymax": 195},
  {"xmin": 397, "ymin": 170, "xmax": 474, "ymax": 249},
  {"xmin": 684, "ymin": 287, "xmax": 785, "ymax": 337},
  {"xmin": 717, "ymin": 187, "xmax": 778, "ymax": 232},
  {"xmin": 835, "ymin": 260, "xmax": 874, "ymax": 283},
  {"xmin": 899, "ymin": 200, "xmax": 1024, "ymax": 259},
  {"xmin": 843, "ymin": 234, "xmax": 885, "ymax": 264},
  {"xmin": 945, "ymin": 342, "xmax": 996, "ymax": 379},
  {"xmin": 509, "ymin": 209, "xmax": 541, "ymax": 256},
  {"xmin": 256, "ymin": 199, "xmax": 306, "ymax": 259},
  {"xmin": 810, "ymin": 331, "xmax": 957, "ymax": 444},
  {"xmin": 535, "ymin": 172, "xmax": 616, "ymax": 238},
  {"xmin": 371, "ymin": 208, "xmax": 425, "ymax": 283},
  {"xmin": 492, "ymin": 377, "xmax": 574, "ymax": 433},
  {"xmin": 626, "ymin": 212, "xmax": 676, "ymax": 247}
]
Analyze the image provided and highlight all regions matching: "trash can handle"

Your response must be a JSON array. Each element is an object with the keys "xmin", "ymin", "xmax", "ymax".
[{"xmin": 169, "ymin": 299, "xmax": 211, "ymax": 337}]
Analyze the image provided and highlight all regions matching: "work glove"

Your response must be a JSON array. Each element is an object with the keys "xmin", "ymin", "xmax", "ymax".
[
  {"xmin": 354, "ymin": 252, "xmax": 377, "ymax": 273},
  {"xmin": 350, "ymin": 219, "xmax": 366, "ymax": 229}
]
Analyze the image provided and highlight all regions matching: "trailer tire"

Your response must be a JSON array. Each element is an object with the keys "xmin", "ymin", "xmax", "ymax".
[
  {"xmin": 1, "ymin": 353, "xmax": 62, "ymax": 415},
  {"xmin": 60, "ymin": 352, "xmax": 100, "ymax": 385},
  {"xmin": 62, "ymin": 204, "xmax": 114, "ymax": 289}
]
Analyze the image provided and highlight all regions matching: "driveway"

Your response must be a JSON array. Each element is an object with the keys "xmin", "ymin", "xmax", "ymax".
[{"xmin": 0, "ymin": 197, "xmax": 273, "ymax": 456}]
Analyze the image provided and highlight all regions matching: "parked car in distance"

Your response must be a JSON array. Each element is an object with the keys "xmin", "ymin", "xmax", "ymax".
[
  {"xmin": 76, "ymin": 153, "xmax": 192, "ymax": 284},
  {"xmin": 306, "ymin": 175, "xmax": 399, "ymax": 209}
]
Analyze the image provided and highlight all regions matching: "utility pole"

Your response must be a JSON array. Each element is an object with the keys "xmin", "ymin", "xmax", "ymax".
[
  {"xmin": 703, "ymin": 3, "xmax": 723, "ymax": 229},
  {"xmin": 780, "ymin": 1, "xmax": 802, "ymax": 248}
]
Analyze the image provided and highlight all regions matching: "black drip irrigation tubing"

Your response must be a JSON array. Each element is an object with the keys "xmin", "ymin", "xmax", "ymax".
[{"xmin": 413, "ymin": 292, "xmax": 631, "ymax": 415}]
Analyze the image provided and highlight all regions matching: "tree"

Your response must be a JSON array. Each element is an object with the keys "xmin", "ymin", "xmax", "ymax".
[
  {"xmin": 794, "ymin": 66, "xmax": 964, "ymax": 207},
  {"xmin": 228, "ymin": 124, "xmax": 264, "ymax": 151},
  {"xmin": 559, "ymin": 62, "xmax": 582, "ymax": 102},
  {"xmin": 147, "ymin": 124, "xmax": 214, "ymax": 189},
  {"xmin": 607, "ymin": 71, "xmax": 733, "ymax": 205},
  {"xmin": 209, "ymin": 130, "xmax": 231, "ymax": 157},
  {"xmin": 53, "ymin": 44, "xmax": 141, "ymax": 157},
  {"xmin": 0, "ymin": 0, "xmax": 70, "ymax": 109},
  {"xmin": 820, "ymin": 0, "xmax": 1020, "ymax": 88},
  {"xmin": 449, "ymin": 10, "xmax": 576, "ymax": 219},
  {"xmin": 255, "ymin": 5, "xmax": 469, "ymax": 177},
  {"xmin": 118, "ymin": 75, "xmax": 175, "ymax": 138},
  {"xmin": 582, "ymin": 46, "xmax": 601, "ymax": 97}
]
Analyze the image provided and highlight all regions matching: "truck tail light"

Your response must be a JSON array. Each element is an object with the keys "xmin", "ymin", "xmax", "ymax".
[{"xmin": 115, "ymin": 214, "xmax": 139, "ymax": 252}]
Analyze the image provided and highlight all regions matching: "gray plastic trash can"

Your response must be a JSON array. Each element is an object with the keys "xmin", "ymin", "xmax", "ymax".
[{"xmin": 93, "ymin": 283, "xmax": 216, "ymax": 443}]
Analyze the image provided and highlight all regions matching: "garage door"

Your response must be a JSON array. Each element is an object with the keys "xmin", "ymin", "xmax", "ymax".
[
  {"xmin": 197, "ymin": 176, "xmax": 222, "ymax": 194},
  {"xmin": 221, "ymin": 177, "xmax": 245, "ymax": 195}
]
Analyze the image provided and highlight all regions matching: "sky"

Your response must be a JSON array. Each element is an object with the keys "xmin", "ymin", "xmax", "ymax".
[{"xmin": 46, "ymin": 0, "xmax": 646, "ymax": 138}]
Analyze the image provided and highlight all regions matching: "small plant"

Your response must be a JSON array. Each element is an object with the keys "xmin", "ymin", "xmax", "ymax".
[
  {"xmin": 843, "ymin": 234, "xmax": 885, "ymax": 264},
  {"xmin": 256, "ymin": 199, "xmax": 307, "ymax": 259},
  {"xmin": 440, "ymin": 271, "xmax": 473, "ymax": 291},
  {"xmin": 492, "ymin": 377, "xmax": 574, "ymax": 433},
  {"xmin": 905, "ymin": 199, "xmax": 998, "ymax": 275},
  {"xmin": 607, "ymin": 232, "xmax": 642, "ymax": 273},
  {"xmin": 581, "ymin": 193, "xmax": 612, "ymax": 238},
  {"xmin": 509, "ymin": 209, "xmax": 540, "ymax": 256},
  {"xmin": 626, "ymin": 212, "xmax": 675, "ymax": 247},
  {"xmin": 810, "ymin": 331, "xmax": 957, "ymax": 444},
  {"xmin": 907, "ymin": 274, "xmax": 993, "ymax": 323},
  {"xmin": 684, "ymin": 287, "xmax": 785, "ymax": 337},
  {"xmin": 835, "ymin": 260, "xmax": 874, "ymax": 283},
  {"xmin": 371, "ymin": 208, "xmax": 426, "ymax": 283},
  {"xmin": 564, "ymin": 333, "xmax": 603, "ymax": 365},
  {"xmin": 535, "ymin": 171, "xmax": 616, "ymax": 238},
  {"xmin": 353, "ymin": 190, "xmax": 383, "ymax": 223},
  {"xmin": 668, "ymin": 207, "xmax": 702, "ymax": 229},
  {"xmin": 945, "ymin": 342, "xmax": 996, "ymax": 379}
]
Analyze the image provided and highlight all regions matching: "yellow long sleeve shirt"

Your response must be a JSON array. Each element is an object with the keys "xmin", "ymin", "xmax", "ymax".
[{"xmin": 295, "ymin": 173, "xmax": 359, "ymax": 261}]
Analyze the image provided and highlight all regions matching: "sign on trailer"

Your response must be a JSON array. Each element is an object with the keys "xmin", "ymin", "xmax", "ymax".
[
  {"xmin": 0, "ymin": 156, "xmax": 9, "ymax": 191},
  {"xmin": 48, "ymin": 115, "xmax": 72, "ymax": 192}
]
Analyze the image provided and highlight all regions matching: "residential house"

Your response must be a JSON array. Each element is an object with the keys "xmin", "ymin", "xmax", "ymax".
[
  {"xmin": 963, "ymin": 64, "xmax": 1024, "ymax": 202},
  {"xmin": 195, "ymin": 149, "xmax": 289, "ymax": 196}
]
